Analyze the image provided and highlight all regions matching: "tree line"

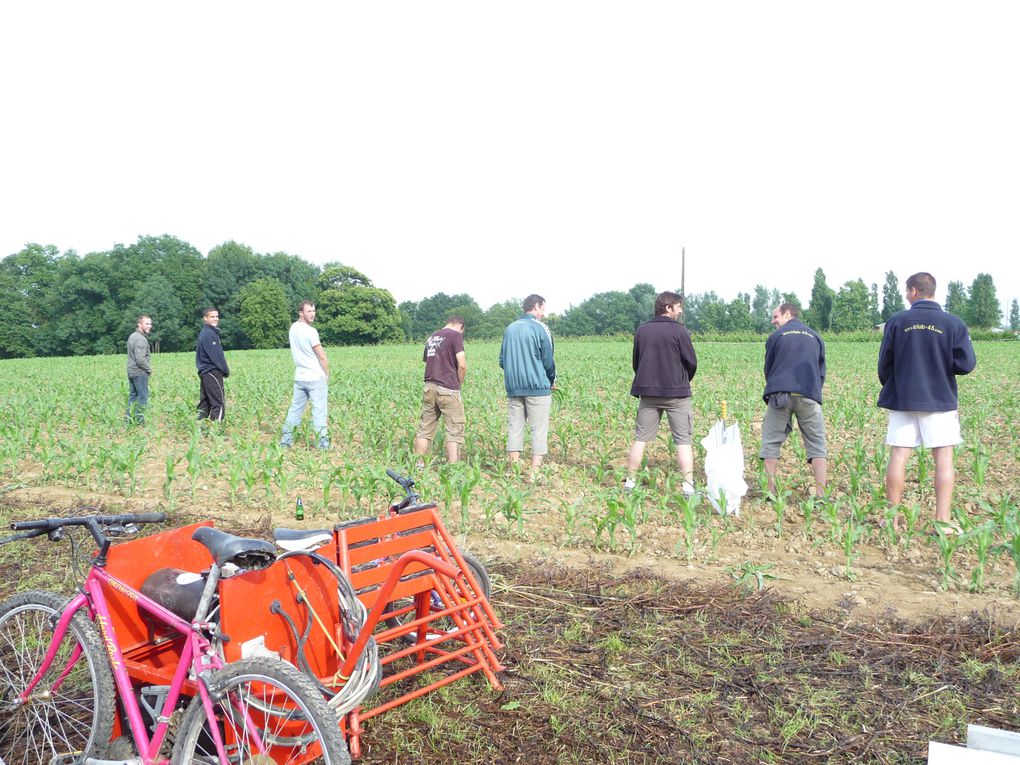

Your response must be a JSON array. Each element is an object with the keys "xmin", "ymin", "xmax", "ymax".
[{"xmin": 1, "ymin": 238, "xmax": 1013, "ymax": 360}]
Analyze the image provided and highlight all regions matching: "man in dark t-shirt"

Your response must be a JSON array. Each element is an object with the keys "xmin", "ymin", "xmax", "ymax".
[{"xmin": 413, "ymin": 316, "xmax": 467, "ymax": 463}]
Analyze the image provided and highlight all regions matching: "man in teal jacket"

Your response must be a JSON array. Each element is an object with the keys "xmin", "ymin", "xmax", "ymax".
[{"xmin": 499, "ymin": 294, "xmax": 556, "ymax": 473}]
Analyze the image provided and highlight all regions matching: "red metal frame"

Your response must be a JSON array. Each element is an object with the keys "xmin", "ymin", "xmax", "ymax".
[
  {"xmin": 333, "ymin": 504, "xmax": 504, "ymax": 758},
  {"xmin": 92, "ymin": 507, "xmax": 504, "ymax": 760}
]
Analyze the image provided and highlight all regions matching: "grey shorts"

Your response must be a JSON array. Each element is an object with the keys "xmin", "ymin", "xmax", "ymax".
[
  {"xmin": 760, "ymin": 393, "xmax": 827, "ymax": 461},
  {"xmin": 507, "ymin": 395, "xmax": 551, "ymax": 455},
  {"xmin": 634, "ymin": 396, "xmax": 693, "ymax": 446}
]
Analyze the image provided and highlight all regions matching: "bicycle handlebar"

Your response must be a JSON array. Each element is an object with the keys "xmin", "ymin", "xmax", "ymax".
[
  {"xmin": 11, "ymin": 512, "xmax": 167, "ymax": 532},
  {"xmin": 5, "ymin": 512, "xmax": 167, "ymax": 565}
]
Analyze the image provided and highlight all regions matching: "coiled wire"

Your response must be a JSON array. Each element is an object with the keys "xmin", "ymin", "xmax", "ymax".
[{"xmin": 276, "ymin": 550, "xmax": 382, "ymax": 716}]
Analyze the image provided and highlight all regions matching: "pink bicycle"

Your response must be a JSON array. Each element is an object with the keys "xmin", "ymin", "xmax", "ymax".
[{"xmin": 0, "ymin": 512, "xmax": 349, "ymax": 765}]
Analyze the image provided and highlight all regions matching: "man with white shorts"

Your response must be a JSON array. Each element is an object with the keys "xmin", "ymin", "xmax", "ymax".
[{"xmin": 878, "ymin": 272, "xmax": 976, "ymax": 528}]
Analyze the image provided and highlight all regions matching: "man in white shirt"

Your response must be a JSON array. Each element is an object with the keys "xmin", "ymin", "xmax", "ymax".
[{"xmin": 279, "ymin": 301, "xmax": 330, "ymax": 450}]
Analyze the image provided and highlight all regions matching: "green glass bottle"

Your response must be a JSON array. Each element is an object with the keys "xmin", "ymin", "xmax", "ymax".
[{"xmin": 295, "ymin": 497, "xmax": 304, "ymax": 521}]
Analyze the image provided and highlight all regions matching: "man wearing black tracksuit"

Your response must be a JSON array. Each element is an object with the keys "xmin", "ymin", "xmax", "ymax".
[
  {"xmin": 760, "ymin": 303, "xmax": 827, "ymax": 497},
  {"xmin": 196, "ymin": 307, "xmax": 230, "ymax": 422}
]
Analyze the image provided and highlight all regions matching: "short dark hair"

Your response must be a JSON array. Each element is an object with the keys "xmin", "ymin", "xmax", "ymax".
[
  {"xmin": 298, "ymin": 300, "xmax": 315, "ymax": 312},
  {"xmin": 136, "ymin": 314, "xmax": 150, "ymax": 325},
  {"xmin": 906, "ymin": 272, "xmax": 936, "ymax": 298},
  {"xmin": 446, "ymin": 315, "xmax": 465, "ymax": 328},
  {"xmin": 203, "ymin": 307, "xmax": 218, "ymax": 318},
  {"xmin": 654, "ymin": 291, "xmax": 683, "ymax": 316},
  {"xmin": 523, "ymin": 294, "xmax": 545, "ymax": 313},
  {"xmin": 777, "ymin": 303, "xmax": 800, "ymax": 318}
]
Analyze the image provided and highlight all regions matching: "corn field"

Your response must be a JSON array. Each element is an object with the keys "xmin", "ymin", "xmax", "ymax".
[{"xmin": 1, "ymin": 339, "xmax": 1019, "ymax": 597}]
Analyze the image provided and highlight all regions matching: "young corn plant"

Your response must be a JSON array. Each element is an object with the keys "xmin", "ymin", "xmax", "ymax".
[
  {"xmin": 900, "ymin": 503, "xmax": 923, "ymax": 547},
  {"xmin": 500, "ymin": 482, "xmax": 532, "ymax": 537},
  {"xmin": 799, "ymin": 496, "xmax": 817, "ymax": 541},
  {"xmin": 771, "ymin": 477, "xmax": 792, "ymax": 539},
  {"xmin": 933, "ymin": 522, "xmax": 962, "ymax": 590},
  {"xmin": 726, "ymin": 562, "xmax": 776, "ymax": 593},
  {"xmin": 556, "ymin": 495, "xmax": 585, "ymax": 546},
  {"xmin": 969, "ymin": 442, "xmax": 990, "ymax": 487},
  {"xmin": 966, "ymin": 520, "xmax": 997, "ymax": 594},
  {"xmin": 676, "ymin": 491, "xmax": 703, "ymax": 562},
  {"xmin": 185, "ymin": 433, "xmax": 202, "ymax": 502},
  {"xmin": 840, "ymin": 499, "xmax": 869, "ymax": 580},
  {"xmin": 592, "ymin": 492, "xmax": 625, "ymax": 550},
  {"xmin": 456, "ymin": 462, "xmax": 482, "ymax": 533},
  {"xmin": 995, "ymin": 515, "xmax": 1020, "ymax": 597}
]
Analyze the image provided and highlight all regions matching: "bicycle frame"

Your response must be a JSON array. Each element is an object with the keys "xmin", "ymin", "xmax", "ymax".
[{"xmin": 20, "ymin": 556, "xmax": 251, "ymax": 764}]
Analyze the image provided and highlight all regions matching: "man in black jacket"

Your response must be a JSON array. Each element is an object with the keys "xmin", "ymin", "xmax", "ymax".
[
  {"xmin": 625, "ymin": 291, "xmax": 698, "ymax": 494},
  {"xmin": 878, "ymin": 272, "xmax": 976, "ymax": 529},
  {"xmin": 760, "ymin": 303, "xmax": 827, "ymax": 497},
  {"xmin": 196, "ymin": 307, "xmax": 230, "ymax": 422}
]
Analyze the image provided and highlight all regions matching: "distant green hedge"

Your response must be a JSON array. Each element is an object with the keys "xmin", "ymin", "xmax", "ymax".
[{"xmin": 553, "ymin": 329, "xmax": 1016, "ymax": 344}]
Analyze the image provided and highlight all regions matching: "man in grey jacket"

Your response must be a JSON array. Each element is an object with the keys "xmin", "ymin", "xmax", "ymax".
[{"xmin": 126, "ymin": 315, "xmax": 153, "ymax": 424}]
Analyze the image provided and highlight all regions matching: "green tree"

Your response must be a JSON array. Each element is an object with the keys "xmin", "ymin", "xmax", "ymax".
[
  {"xmin": 781, "ymin": 292, "xmax": 802, "ymax": 312},
  {"xmin": 113, "ymin": 236, "xmax": 206, "ymax": 346},
  {"xmin": 558, "ymin": 291, "xmax": 641, "ymax": 336},
  {"xmin": 750, "ymin": 285, "xmax": 776, "ymax": 334},
  {"xmin": 830, "ymin": 279, "xmax": 872, "ymax": 332},
  {"xmin": 724, "ymin": 293, "xmax": 752, "ymax": 332},
  {"xmin": 0, "ymin": 244, "xmax": 60, "ymax": 357},
  {"xmin": 238, "ymin": 277, "xmax": 290, "ymax": 349},
  {"xmin": 881, "ymin": 271, "xmax": 904, "ymax": 322},
  {"xmin": 407, "ymin": 293, "xmax": 482, "ymax": 339},
  {"xmin": 475, "ymin": 300, "xmax": 521, "ymax": 339},
  {"xmin": 44, "ymin": 251, "xmax": 119, "ymax": 356},
  {"xmin": 945, "ymin": 281, "xmax": 968, "ymax": 318},
  {"xmin": 1010, "ymin": 299, "xmax": 1019, "ymax": 331},
  {"xmin": 128, "ymin": 273, "xmax": 185, "ymax": 353},
  {"xmin": 202, "ymin": 241, "xmax": 259, "ymax": 349},
  {"xmin": 628, "ymin": 283, "xmax": 657, "ymax": 325},
  {"xmin": 967, "ymin": 273, "xmax": 1001, "ymax": 328},
  {"xmin": 315, "ymin": 264, "xmax": 403, "ymax": 345},
  {"xmin": 869, "ymin": 283, "xmax": 880, "ymax": 326},
  {"xmin": 804, "ymin": 269, "xmax": 835, "ymax": 331}
]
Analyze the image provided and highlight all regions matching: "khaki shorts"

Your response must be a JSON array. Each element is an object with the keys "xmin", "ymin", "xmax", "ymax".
[
  {"xmin": 634, "ymin": 396, "xmax": 693, "ymax": 446},
  {"xmin": 760, "ymin": 393, "xmax": 827, "ymax": 460},
  {"xmin": 886, "ymin": 410, "xmax": 961, "ymax": 448},
  {"xmin": 415, "ymin": 383, "xmax": 465, "ymax": 444}
]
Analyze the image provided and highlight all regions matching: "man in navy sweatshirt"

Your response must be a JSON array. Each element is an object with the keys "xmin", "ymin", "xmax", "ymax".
[
  {"xmin": 878, "ymin": 272, "xmax": 976, "ymax": 530},
  {"xmin": 760, "ymin": 303, "xmax": 827, "ymax": 498},
  {"xmin": 196, "ymin": 307, "xmax": 230, "ymax": 422},
  {"xmin": 625, "ymin": 291, "xmax": 698, "ymax": 494}
]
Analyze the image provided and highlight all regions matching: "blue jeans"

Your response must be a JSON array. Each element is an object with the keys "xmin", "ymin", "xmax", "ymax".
[
  {"xmin": 126, "ymin": 374, "xmax": 149, "ymax": 424},
  {"xmin": 280, "ymin": 378, "xmax": 329, "ymax": 448}
]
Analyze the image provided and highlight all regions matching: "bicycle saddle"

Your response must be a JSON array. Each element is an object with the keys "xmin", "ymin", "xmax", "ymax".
[
  {"xmin": 272, "ymin": 527, "xmax": 332, "ymax": 552},
  {"xmin": 192, "ymin": 526, "xmax": 277, "ymax": 570}
]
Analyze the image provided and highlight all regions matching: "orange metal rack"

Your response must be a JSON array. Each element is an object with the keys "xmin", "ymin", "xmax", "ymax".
[{"xmin": 332, "ymin": 503, "xmax": 505, "ymax": 758}]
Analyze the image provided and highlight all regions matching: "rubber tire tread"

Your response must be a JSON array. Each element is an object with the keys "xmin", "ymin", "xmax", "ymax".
[
  {"xmin": 0, "ymin": 590, "xmax": 116, "ymax": 762},
  {"xmin": 170, "ymin": 655, "xmax": 350, "ymax": 765}
]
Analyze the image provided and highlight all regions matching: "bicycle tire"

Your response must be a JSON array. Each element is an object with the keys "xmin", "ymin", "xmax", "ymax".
[
  {"xmin": 0, "ymin": 590, "xmax": 116, "ymax": 764},
  {"xmin": 171, "ymin": 655, "xmax": 350, "ymax": 765}
]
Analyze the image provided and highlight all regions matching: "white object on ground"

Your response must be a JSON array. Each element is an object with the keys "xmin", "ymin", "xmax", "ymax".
[{"xmin": 701, "ymin": 420, "xmax": 747, "ymax": 516}]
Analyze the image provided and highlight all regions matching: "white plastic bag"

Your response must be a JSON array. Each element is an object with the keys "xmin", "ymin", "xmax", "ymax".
[{"xmin": 701, "ymin": 420, "xmax": 747, "ymax": 516}]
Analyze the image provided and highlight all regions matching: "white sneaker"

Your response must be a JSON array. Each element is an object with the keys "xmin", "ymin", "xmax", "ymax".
[
  {"xmin": 623, "ymin": 478, "xmax": 636, "ymax": 492},
  {"xmin": 682, "ymin": 481, "xmax": 696, "ymax": 497}
]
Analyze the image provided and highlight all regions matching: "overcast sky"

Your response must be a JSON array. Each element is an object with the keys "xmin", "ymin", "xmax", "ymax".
[{"xmin": 2, "ymin": 2, "xmax": 1018, "ymax": 318}]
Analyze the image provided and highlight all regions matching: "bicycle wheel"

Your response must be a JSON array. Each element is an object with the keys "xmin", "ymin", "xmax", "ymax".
[
  {"xmin": 0, "ymin": 590, "xmax": 115, "ymax": 764},
  {"xmin": 171, "ymin": 656, "xmax": 350, "ymax": 765}
]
